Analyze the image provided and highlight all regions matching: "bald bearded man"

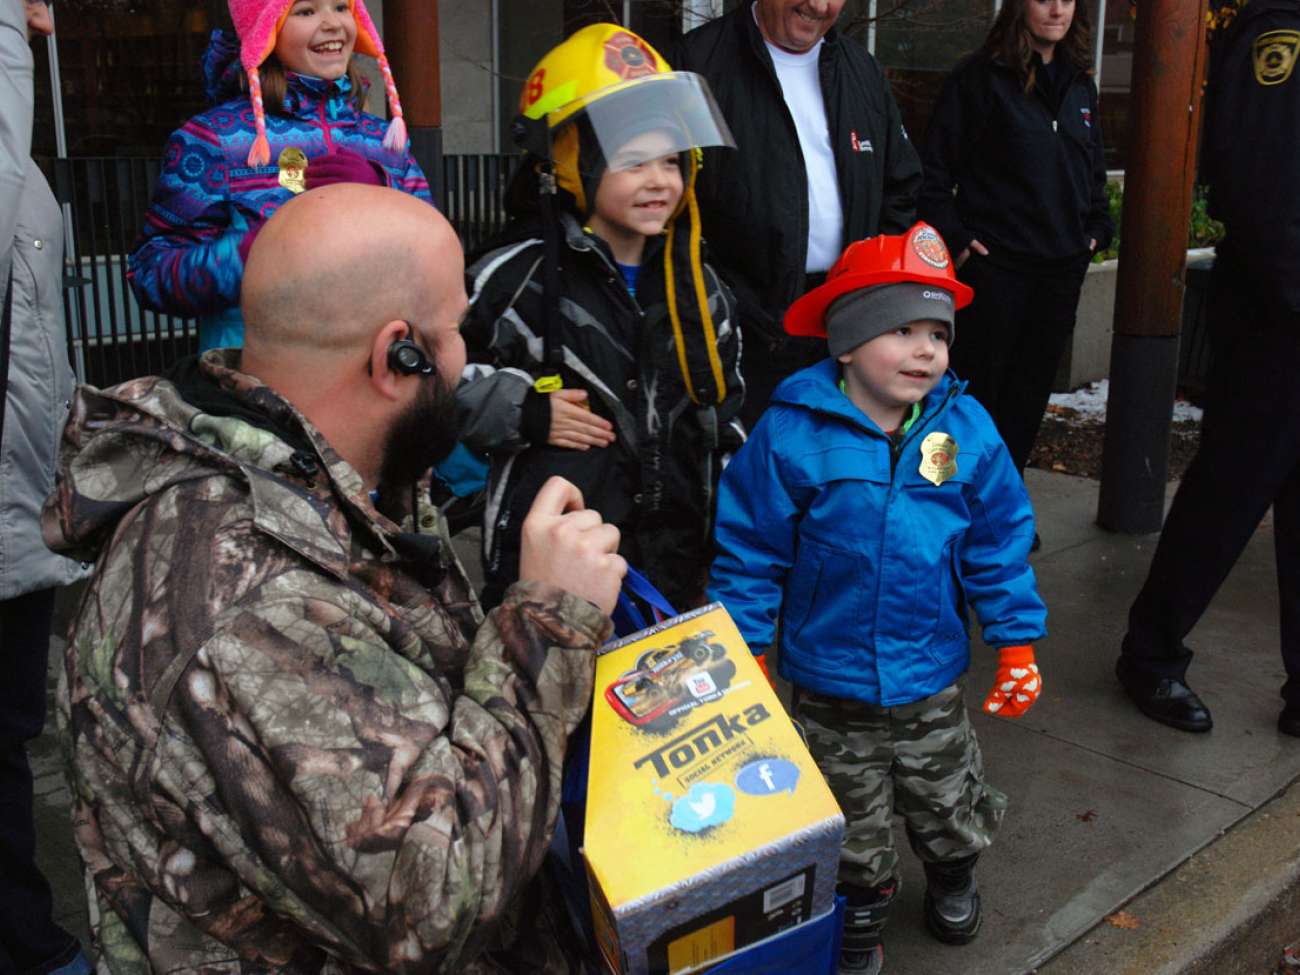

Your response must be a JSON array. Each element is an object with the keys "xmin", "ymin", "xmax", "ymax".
[{"xmin": 43, "ymin": 185, "xmax": 625, "ymax": 974}]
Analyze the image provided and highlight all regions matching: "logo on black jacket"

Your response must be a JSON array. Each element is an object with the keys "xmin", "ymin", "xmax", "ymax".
[
  {"xmin": 1254, "ymin": 30, "xmax": 1300, "ymax": 85},
  {"xmin": 850, "ymin": 130, "xmax": 874, "ymax": 153}
]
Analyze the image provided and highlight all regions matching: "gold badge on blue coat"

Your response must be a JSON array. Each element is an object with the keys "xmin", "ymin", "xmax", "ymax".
[
  {"xmin": 277, "ymin": 147, "xmax": 308, "ymax": 194},
  {"xmin": 919, "ymin": 432, "xmax": 959, "ymax": 486},
  {"xmin": 1254, "ymin": 30, "xmax": 1300, "ymax": 85}
]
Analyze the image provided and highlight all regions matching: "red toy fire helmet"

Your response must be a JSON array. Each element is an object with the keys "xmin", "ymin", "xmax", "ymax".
[{"xmin": 784, "ymin": 223, "xmax": 975, "ymax": 339}]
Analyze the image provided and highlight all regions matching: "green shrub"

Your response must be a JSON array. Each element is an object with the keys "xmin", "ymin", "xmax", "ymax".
[
  {"xmin": 1187, "ymin": 186, "xmax": 1225, "ymax": 249},
  {"xmin": 1093, "ymin": 182, "xmax": 1224, "ymax": 262}
]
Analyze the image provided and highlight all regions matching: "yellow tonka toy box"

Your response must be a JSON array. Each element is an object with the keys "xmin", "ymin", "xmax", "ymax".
[{"xmin": 584, "ymin": 603, "xmax": 845, "ymax": 975}]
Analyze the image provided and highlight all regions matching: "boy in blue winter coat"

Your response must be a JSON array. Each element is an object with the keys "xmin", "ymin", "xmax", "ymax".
[{"xmin": 708, "ymin": 223, "xmax": 1047, "ymax": 975}]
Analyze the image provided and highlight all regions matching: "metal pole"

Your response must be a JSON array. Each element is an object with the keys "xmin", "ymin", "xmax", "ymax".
[
  {"xmin": 1092, "ymin": 0, "xmax": 1106, "ymax": 89},
  {"xmin": 45, "ymin": 4, "xmax": 67, "ymax": 156},
  {"xmin": 385, "ymin": 0, "xmax": 443, "ymax": 205},
  {"xmin": 45, "ymin": 3, "xmax": 72, "ymax": 241},
  {"xmin": 867, "ymin": 0, "xmax": 877, "ymax": 56},
  {"xmin": 43, "ymin": 6, "xmax": 86, "ymax": 380},
  {"xmin": 1096, "ymin": 0, "xmax": 1209, "ymax": 532},
  {"xmin": 491, "ymin": 0, "xmax": 500, "ymax": 153}
]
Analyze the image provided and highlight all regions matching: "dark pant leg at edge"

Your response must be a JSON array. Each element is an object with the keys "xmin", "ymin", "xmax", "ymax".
[
  {"xmin": 1124, "ymin": 280, "xmax": 1300, "ymax": 677},
  {"xmin": 0, "ymin": 588, "xmax": 81, "ymax": 975},
  {"xmin": 1273, "ymin": 461, "xmax": 1300, "ymax": 711}
]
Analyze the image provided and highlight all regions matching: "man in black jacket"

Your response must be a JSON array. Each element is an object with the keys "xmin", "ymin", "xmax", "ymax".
[
  {"xmin": 1115, "ymin": 0, "xmax": 1300, "ymax": 738},
  {"xmin": 675, "ymin": 0, "xmax": 922, "ymax": 428}
]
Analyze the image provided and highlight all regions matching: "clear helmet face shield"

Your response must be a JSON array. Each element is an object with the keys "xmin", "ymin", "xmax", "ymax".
[{"xmin": 549, "ymin": 72, "xmax": 737, "ymax": 170}]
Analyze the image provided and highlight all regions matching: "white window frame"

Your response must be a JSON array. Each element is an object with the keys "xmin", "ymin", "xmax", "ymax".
[{"xmin": 682, "ymin": 0, "xmax": 725, "ymax": 33}]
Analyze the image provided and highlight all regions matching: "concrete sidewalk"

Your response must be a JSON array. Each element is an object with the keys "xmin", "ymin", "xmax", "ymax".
[{"xmin": 28, "ymin": 469, "xmax": 1300, "ymax": 973}]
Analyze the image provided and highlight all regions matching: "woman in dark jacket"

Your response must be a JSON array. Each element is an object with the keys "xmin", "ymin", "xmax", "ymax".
[{"xmin": 918, "ymin": 0, "xmax": 1113, "ymax": 485}]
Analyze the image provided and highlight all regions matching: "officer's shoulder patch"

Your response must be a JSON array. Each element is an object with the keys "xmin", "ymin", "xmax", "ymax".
[{"xmin": 1254, "ymin": 29, "xmax": 1300, "ymax": 85}]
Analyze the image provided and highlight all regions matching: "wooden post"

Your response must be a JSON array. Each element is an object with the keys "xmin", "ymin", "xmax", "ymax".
[
  {"xmin": 1096, "ymin": 0, "xmax": 1210, "ymax": 533},
  {"xmin": 383, "ymin": 0, "xmax": 443, "ymax": 203}
]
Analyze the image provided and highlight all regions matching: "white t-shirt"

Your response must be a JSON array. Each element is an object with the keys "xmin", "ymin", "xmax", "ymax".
[{"xmin": 758, "ymin": 14, "xmax": 845, "ymax": 273}]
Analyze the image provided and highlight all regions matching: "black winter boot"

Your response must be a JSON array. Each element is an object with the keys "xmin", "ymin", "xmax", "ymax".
[
  {"xmin": 838, "ymin": 878, "xmax": 896, "ymax": 975},
  {"xmin": 922, "ymin": 854, "xmax": 982, "ymax": 944}
]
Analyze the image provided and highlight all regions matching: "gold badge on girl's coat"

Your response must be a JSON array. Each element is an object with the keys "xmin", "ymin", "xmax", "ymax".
[
  {"xmin": 278, "ymin": 147, "xmax": 308, "ymax": 194},
  {"xmin": 919, "ymin": 432, "xmax": 959, "ymax": 486}
]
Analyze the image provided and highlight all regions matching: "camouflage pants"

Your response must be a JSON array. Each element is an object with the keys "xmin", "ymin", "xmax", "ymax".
[{"xmin": 793, "ymin": 681, "xmax": 1007, "ymax": 889}]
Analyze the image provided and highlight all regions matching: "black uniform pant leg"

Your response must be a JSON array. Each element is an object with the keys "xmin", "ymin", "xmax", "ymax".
[
  {"xmin": 0, "ymin": 588, "xmax": 81, "ymax": 975},
  {"xmin": 1124, "ymin": 292, "xmax": 1300, "ymax": 684}
]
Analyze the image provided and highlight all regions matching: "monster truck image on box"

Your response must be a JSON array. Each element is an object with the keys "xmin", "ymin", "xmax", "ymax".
[{"xmin": 604, "ymin": 630, "xmax": 739, "ymax": 732}]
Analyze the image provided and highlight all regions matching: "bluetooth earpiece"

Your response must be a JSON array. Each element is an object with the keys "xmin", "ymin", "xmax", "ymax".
[{"xmin": 387, "ymin": 329, "xmax": 434, "ymax": 377}]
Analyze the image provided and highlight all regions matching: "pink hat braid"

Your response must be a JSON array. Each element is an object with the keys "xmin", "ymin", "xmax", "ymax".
[
  {"xmin": 245, "ymin": 66, "xmax": 272, "ymax": 166},
  {"xmin": 373, "ymin": 52, "xmax": 407, "ymax": 153},
  {"xmin": 227, "ymin": 0, "xmax": 292, "ymax": 165},
  {"xmin": 349, "ymin": 0, "xmax": 407, "ymax": 153}
]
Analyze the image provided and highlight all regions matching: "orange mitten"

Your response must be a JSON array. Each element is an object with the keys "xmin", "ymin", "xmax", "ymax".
[
  {"xmin": 982, "ymin": 645, "xmax": 1041, "ymax": 718},
  {"xmin": 754, "ymin": 651, "xmax": 776, "ymax": 689}
]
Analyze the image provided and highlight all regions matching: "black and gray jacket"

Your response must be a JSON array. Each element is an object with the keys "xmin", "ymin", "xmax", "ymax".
[{"xmin": 457, "ymin": 212, "xmax": 745, "ymax": 608}]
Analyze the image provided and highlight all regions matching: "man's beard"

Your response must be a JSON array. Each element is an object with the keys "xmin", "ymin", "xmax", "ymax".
[{"xmin": 377, "ymin": 369, "xmax": 461, "ymax": 497}]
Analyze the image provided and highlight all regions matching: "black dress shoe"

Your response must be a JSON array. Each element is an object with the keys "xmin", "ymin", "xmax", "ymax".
[
  {"xmin": 1115, "ymin": 657, "xmax": 1213, "ymax": 732},
  {"xmin": 1280, "ymin": 708, "xmax": 1300, "ymax": 738}
]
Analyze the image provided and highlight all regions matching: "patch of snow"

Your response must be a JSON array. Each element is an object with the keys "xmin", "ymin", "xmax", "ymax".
[{"xmin": 1048, "ymin": 379, "xmax": 1203, "ymax": 424}]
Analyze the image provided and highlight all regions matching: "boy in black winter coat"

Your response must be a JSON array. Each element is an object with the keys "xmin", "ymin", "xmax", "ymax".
[{"xmin": 456, "ymin": 24, "xmax": 744, "ymax": 610}]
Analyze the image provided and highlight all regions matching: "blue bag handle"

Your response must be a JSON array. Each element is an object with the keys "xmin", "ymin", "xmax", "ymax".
[
  {"xmin": 566, "ymin": 567, "xmax": 679, "ymax": 813},
  {"xmin": 554, "ymin": 566, "xmax": 680, "ymax": 959},
  {"xmin": 610, "ymin": 566, "xmax": 678, "ymax": 637}
]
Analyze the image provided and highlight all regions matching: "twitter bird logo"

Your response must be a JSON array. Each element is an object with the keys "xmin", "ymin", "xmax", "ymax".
[{"xmin": 670, "ymin": 782, "xmax": 736, "ymax": 833}]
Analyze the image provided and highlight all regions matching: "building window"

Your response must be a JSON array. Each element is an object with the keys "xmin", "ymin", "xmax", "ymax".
[
  {"xmin": 860, "ymin": 0, "xmax": 994, "ymax": 143},
  {"xmin": 31, "ymin": 0, "xmax": 227, "ymax": 157},
  {"xmin": 1099, "ymin": 0, "xmax": 1134, "ymax": 169}
]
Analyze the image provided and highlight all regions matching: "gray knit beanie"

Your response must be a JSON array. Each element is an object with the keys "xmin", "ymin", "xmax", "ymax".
[{"xmin": 825, "ymin": 282, "xmax": 956, "ymax": 357}]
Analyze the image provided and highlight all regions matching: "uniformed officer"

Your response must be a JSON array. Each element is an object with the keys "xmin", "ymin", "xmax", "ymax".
[{"xmin": 1115, "ymin": 0, "xmax": 1300, "ymax": 737}]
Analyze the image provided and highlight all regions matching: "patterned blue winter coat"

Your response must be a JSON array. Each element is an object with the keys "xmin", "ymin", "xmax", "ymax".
[
  {"xmin": 127, "ymin": 31, "xmax": 432, "ymax": 350},
  {"xmin": 708, "ymin": 360, "xmax": 1047, "ymax": 706}
]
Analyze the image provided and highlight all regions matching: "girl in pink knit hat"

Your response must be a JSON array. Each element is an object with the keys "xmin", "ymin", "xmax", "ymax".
[{"xmin": 128, "ymin": 0, "xmax": 431, "ymax": 352}]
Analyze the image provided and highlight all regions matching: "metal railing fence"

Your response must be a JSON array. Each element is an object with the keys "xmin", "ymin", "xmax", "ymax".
[
  {"xmin": 441, "ymin": 152, "xmax": 522, "ymax": 256},
  {"xmin": 36, "ymin": 152, "xmax": 521, "ymax": 389},
  {"xmin": 40, "ymin": 155, "xmax": 196, "ymax": 389},
  {"xmin": 37, "ymin": 152, "xmax": 1213, "ymax": 400}
]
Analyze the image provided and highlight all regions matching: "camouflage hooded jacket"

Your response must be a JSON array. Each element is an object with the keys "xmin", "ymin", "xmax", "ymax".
[{"xmin": 43, "ymin": 350, "xmax": 609, "ymax": 974}]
